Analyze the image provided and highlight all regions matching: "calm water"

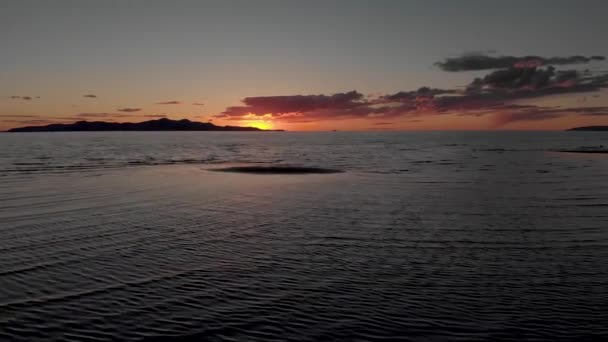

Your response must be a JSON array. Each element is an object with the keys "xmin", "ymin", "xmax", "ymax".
[{"xmin": 1, "ymin": 131, "xmax": 607, "ymax": 341}]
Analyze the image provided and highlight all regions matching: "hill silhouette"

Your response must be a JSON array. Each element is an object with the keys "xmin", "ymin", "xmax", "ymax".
[
  {"xmin": 7, "ymin": 118, "xmax": 282, "ymax": 132},
  {"xmin": 566, "ymin": 126, "xmax": 608, "ymax": 131}
]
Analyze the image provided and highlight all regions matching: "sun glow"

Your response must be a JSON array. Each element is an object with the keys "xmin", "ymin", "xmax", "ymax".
[
  {"xmin": 244, "ymin": 120, "xmax": 274, "ymax": 130},
  {"xmin": 240, "ymin": 113, "xmax": 275, "ymax": 130}
]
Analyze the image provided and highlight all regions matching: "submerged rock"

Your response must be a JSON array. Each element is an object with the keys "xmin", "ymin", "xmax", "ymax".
[
  {"xmin": 555, "ymin": 146, "xmax": 608, "ymax": 154},
  {"xmin": 211, "ymin": 165, "xmax": 343, "ymax": 174},
  {"xmin": 556, "ymin": 149, "xmax": 608, "ymax": 154}
]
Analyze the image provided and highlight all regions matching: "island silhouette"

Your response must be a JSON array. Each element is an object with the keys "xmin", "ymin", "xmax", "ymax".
[
  {"xmin": 566, "ymin": 126, "xmax": 608, "ymax": 131},
  {"xmin": 7, "ymin": 118, "xmax": 283, "ymax": 132}
]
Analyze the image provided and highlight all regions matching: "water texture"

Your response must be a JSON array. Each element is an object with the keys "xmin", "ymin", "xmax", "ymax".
[{"xmin": 0, "ymin": 131, "xmax": 607, "ymax": 341}]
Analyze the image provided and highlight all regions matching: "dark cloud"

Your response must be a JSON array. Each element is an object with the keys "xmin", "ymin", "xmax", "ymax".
[
  {"xmin": 9, "ymin": 96, "xmax": 33, "ymax": 100},
  {"xmin": 465, "ymin": 66, "xmax": 591, "ymax": 92},
  {"xmin": 192, "ymin": 102, "xmax": 205, "ymax": 106},
  {"xmin": 380, "ymin": 87, "xmax": 456, "ymax": 102},
  {"xmin": 423, "ymin": 67, "xmax": 608, "ymax": 116},
  {"xmin": 83, "ymin": 94, "xmax": 97, "ymax": 98},
  {"xmin": 217, "ymin": 91, "xmax": 376, "ymax": 122},
  {"xmin": 156, "ymin": 101, "xmax": 181, "ymax": 105},
  {"xmin": 116, "ymin": 108, "xmax": 142, "ymax": 112},
  {"xmin": 436, "ymin": 53, "xmax": 606, "ymax": 72}
]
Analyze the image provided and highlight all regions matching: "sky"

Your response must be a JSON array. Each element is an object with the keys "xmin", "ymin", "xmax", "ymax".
[{"xmin": 1, "ymin": 0, "xmax": 608, "ymax": 131}]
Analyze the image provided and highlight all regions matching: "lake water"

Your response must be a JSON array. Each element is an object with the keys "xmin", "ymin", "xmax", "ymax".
[{"xmin": 1, "ymin": 131, "xmax": 607, "ymax": 341}]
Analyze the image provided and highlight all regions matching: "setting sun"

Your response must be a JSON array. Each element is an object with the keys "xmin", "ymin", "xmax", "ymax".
[{"xmin": 242, "ymin": 120, "xmax": 273, "ymax": 130}]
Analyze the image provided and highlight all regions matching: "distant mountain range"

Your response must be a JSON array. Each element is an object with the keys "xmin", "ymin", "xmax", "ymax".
[
  {"xmin": 566, "ymin": 126, "xmax": 608, "ymax": 131},
  {"xmin": 7, "ymin": 118, "xmax": 283, "ymax": 132}
]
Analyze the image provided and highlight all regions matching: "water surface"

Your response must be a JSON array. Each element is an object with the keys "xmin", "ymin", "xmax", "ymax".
[{"xmin": 1, "ymin": 131, "xmax": 607, "ymax": 341}]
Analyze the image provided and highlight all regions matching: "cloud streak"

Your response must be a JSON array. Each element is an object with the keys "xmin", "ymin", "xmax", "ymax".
[
  {"xmin": 0, "ymin": 115, "xmax": 40, "ymax": 118},
  {"xmin": 116, "ymin": 108, "xmax": 142, "ymax": 112},
  {"xmin": 156, "ymin": 101, "xmax": 180, "ymax": 105},
  {"xmin": 1, "ymin": 119, "xmax": 55, "ymax": 125},
  {"xmin": 77, "ymin": 113, "xmax": 132, "ymax": 118}
]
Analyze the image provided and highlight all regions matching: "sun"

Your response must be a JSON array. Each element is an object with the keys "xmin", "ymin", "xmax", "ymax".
[{"xmin": 244, "ymin": 120, "xmax": 274, "ymax": 130}]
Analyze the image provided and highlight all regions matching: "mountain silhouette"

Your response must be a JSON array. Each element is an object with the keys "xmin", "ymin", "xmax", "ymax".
[{"xmin": 7, "ymin": 118, "xmax": 283, "ymax": 132}]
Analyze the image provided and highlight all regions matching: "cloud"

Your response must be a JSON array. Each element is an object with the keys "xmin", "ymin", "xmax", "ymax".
[
  {"xmin": 217, "ymin": 76, "xmax": 608, "ymax": 126},
  {"xmin": 51, "ymin": 117, "xmax": 84, "ymax": 121},
  {"xmin": 83, "ymin": 94, "xmax": 97, "ymax": 98},
  {"xmin": 372, "ymin": 122, "xmax": 395, "ymax": 125},
  {"xmin": 192, "ymin": 102, "xmax": 205, "ymax": 106},
  {"xmin": 465, "ymin": 66, "xmax": 592, "ymax": 92},
  {"xmin": 207, "ymin": 52, "xmax": 608, "ymax": 127},
  {"xmin": 492, "ymin": 106, "xmax": 608, "ymax": 125},
  {"xmin": 156, "ymin": 101, "xmax": 180, "ymax": 105},
  {"xmin": 436, "ymin": 53, "xmax": 605, "ymax": 72},
  {"xmin": 216, "ymin": 91, "xmax": 381, "ymax": 122},
  {"xmin": 9, "ymin": 96, "xmax": 34, "ymax": 100},
  {"xmin": 76, "ymin": 113, "xmax": 131, "ymax": 118},
  {"xmin": 1, "ymin": 119, "xmax": 55, "ymax": 125},
  {"xmin": 380, "ymin": 87, "xmax": 457, "ymax": 102},
  {"xmin": 116, "ymin": 108, "xmax": 142, "ymax": 112},
  {"xmin": 570, "ymin": 106, "xmax": 608, "ymax": 116},
  {"xmin": 0, "ymin": 114, "xmax": 39, "ymax": 118},
  {"xmin": 493, "ymin": 111, "xmax": 564, "ymax": 126},
  {"xmin": 216, "ymin": 77, "xmax": 608, "ymax": 125}
]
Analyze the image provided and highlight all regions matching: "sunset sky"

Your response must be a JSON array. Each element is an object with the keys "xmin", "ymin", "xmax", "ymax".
[{"xmin": 2, "ymin": 0, "xmax": 608, "ymax": 131}]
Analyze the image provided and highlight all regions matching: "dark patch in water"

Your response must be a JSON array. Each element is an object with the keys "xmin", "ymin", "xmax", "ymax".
[
  {"xmin": 555, "ymin": 149, "xmax": 608, "ymax": 154},
  {"xmin": 212, "ymin": 165, "xmax": 343, "ymax": 174},
  {"xmin": 478, "ymin": 148, "xmax": 506, "ymax": 152}
]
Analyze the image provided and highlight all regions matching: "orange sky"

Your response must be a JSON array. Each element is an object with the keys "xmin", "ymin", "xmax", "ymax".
[{"xmin": 1, "ymin": 83, "xmax": 607, "ymax": 132}]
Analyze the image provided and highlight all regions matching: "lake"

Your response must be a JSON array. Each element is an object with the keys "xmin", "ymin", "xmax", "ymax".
[{"xmin": 1, "ymin": 131, "xmax": 607, "ymax": 341}]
